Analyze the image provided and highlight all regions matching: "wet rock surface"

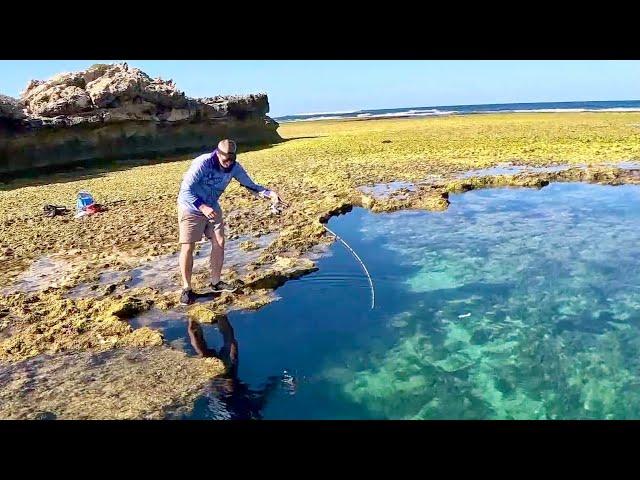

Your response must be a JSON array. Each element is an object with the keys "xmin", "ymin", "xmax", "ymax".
[
  {"xmin": 356, "ymin": 163, "xmax": 640, "ymax": 213},
  {"xmin": 0, "ymin": 226, "xmax": 324, "ymax": 367},
  {"xmin": 63, "ymin": 232, "xmax": 279, "ymax": 298},
  {"xmin": 3, "ymin": 162, "xmax": 640, "ymax": 370},
  {"xmin": 0, "ymin": 347, "xmax": 224, "ymax": 419},
  {"xmin": 2, "ymin": 255, "xmax": 76, "ymax": 294},
  {"xmin": 0, "ymin": 290, "xmax": 166, "ymax": 364}
]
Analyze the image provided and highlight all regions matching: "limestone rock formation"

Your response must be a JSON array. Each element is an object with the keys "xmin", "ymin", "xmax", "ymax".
[
  {"xmin": 0, "ymin": 95, "xmax": 26, "ymax": 122},
  {"xmin": 0, "ymin": 63, "xmax": 281, "ymax": 174}
]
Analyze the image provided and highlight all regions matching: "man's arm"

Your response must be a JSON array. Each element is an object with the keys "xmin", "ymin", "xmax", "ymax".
[
  {"xmin": 233, "ymin": 162, "xmax": 283, "ymax": 203},
  {"xmin": 180, "ymin": 155, "xmax": 209, "ymax": 210},
  {"xmin": 233, "ymin": 162, "xmax": 270, "ymax": 197},
  {"xmin": 233, "ymin": 163, "xmax": 288, "ymax": 208}
]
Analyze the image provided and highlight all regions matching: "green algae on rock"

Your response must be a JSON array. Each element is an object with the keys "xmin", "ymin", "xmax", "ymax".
[
  {"xmin": 106, "ymin": 296, "xmax": 153, "ymax": 318},
  {"xmin": 0, "ymin": 347, "xmax": 224, "ymax": 420},
  {"xmin": 0, "ymin": 292, "xmax": 162, "ymax": 363},
  {"xmin": 2, "ymin": 112, "xmax": 640, "ymax": 418}
]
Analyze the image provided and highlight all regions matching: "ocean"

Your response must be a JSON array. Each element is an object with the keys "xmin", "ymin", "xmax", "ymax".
[{"xmin": 274, "ymin": 100, "xmax": 640, "ymax": 123}]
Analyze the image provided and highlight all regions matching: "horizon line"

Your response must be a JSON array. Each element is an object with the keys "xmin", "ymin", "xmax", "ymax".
[{"xmin": 274, "ymin": 98, "xmax": 640, "ymax": 118}]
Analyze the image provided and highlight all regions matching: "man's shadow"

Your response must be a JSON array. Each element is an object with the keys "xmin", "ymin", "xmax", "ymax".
[
  {"xmin": 187, "ymin": 315, "xmax": 294, "ymax": 419},
  {"xmin": 191, "ymin": 290, "xmax": 223, "ymax": 303},
  {"xmin": 191, "ymin": 282, "xmax": 246, "ymax": 304}
]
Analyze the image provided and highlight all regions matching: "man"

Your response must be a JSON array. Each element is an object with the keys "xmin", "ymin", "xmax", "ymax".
[{"xmin": 177, "ymin": 139, "xmax": 283, "ymax": 305}]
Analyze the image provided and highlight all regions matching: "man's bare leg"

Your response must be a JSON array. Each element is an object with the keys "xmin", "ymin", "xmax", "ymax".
[
  {"xmin": 179, "ymin": 242, "xmax": 195, "ymax": 289},
  {"xmin": 210, "ymin": 227, "xmax": 225, "ymax": 285}
]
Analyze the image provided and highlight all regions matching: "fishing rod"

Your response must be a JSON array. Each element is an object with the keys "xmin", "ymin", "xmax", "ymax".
[{"xmin": 271, "ymin": 202, "xmax": 376, "ymax": 310}]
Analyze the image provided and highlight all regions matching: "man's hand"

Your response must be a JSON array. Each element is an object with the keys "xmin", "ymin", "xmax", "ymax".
[
  {"xmin": 268, "ymin": 190, "xmax": 288, "ymax": 207},
  {"xmin": 198, "ymin": 204, "xmax": 217, "ymax": 220}
]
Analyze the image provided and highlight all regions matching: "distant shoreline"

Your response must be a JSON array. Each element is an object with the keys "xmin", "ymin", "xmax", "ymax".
[
  {"xmin": 278, "ymin": 109, "xmax": 640, "ymax": 125},
  {"xmin": 275, "ymin": 100, "xmax": 640, "ymax": 124}
]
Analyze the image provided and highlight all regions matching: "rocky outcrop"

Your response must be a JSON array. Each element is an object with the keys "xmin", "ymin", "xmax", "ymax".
[
  {"xmin": 0, "ymin": 63, "xmax": 281, "ymax": 174},
  {"xmin": 0, "ymin": 95, "xmax": 26, "ymax": 125},
  {"xmin": 200, "ymin": 94, "xmax": 270, "ymax": 118}
]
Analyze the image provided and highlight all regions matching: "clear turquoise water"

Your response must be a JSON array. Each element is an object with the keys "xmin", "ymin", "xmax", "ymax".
[{"xmin": 177, "ymin": 182, "xmax": 640, "ymax": 420}]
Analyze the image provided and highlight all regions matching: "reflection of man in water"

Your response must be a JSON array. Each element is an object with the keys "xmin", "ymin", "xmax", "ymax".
[
  {"xmin": 188, "ymin": 315, "xmax": 238, "ymax": 373},
  {"xmin": 187, "ymin": 316, "xmax": 292, "ymax": 420}
]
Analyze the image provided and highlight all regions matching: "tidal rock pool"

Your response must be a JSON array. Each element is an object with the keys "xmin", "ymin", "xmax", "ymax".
[{"xmin": 183, "ymin": 182, "xmax": 640, "ymax": 419}]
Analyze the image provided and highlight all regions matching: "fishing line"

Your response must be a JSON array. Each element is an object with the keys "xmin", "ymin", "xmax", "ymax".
[
  {"xmin": 273, "ymin": 203, "xmax": 375, "ymax": 310},
  {"xmin": 320, "ymin": 223, "xmax": 375, "ymax": 310}
]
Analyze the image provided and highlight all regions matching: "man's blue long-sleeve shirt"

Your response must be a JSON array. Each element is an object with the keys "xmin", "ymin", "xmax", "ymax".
[{"xmin": 177, "ymin": 150, "xmax": 270, "ymax": 214}]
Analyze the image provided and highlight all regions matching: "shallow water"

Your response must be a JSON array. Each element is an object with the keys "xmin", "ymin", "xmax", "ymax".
[
  {"xmin": 357, "ymin": 176, "xmax": 445, "ymax": 201},
  {"xmin": 458, "ymin": 163, "xmax": 575, "ymax": 178},
  {"xmin": 175, "ymin": 182, "xmax": 640, "ymax": 419},
  {"xmin": 0, "ymin": 231, "xmax": 281, "ymax": 299},
  {"xmin": 458, "ymin": 161, "xmax": 640, "ymax": 179},
  {"xmin": 3, "ymin": 255, "xmax": 75, "ymax": 294},
  {"xmin": 357, "ymin": 162, "xmax": 640, "ymax": 203},
  {"xmin": 66, "ymin": 233, "xmax": 278, "ymax": 299},
  {"xmin": 608, "ymin": 161, "xmax": 640, "ymax": 171}
]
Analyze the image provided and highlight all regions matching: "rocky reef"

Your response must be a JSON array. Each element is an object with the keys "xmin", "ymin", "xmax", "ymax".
[
  {"xmin": 2, "ymin": 111, "xmax": 640, "ymax": 418},
  {"xmin": 0, "ymin": 346, "xmax": 225, "ymax": 419},
  {"xmin": 0, "ymin": 63, "xmax": 281, "ymax": 174}
]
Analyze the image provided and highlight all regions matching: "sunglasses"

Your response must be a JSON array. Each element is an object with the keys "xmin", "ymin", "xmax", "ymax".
[{"xmin": 217, "ymin": 149, "xmax": 237, "ymax": 162}]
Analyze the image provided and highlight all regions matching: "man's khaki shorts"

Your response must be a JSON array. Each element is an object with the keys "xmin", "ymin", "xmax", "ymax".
[{"xmin": 178, "ymin": 204, "xmax": 224, "ymax": 244}]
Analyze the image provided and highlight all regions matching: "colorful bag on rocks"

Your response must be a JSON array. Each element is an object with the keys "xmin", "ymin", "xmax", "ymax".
[
  {"xmin": 76, "ymin": 190, "xmax": 95, "ymax": 210},
  {"xmin": 75, "ymin": 190, "xmax": 95, "ymax": 218}
]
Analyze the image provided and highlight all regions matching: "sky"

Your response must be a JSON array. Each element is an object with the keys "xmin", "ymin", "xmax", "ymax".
[{"xmin": 0, "ymin": 60, "xmax": 638, "ymax": 118}]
